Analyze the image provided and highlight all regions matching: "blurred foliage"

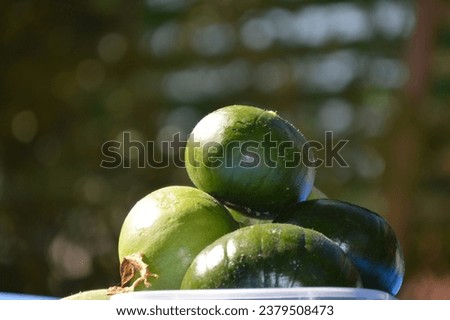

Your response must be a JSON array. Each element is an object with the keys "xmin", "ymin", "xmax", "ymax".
[{"xmin": 0, "ymin": 0, "xmax": 448, "ymax": 298}]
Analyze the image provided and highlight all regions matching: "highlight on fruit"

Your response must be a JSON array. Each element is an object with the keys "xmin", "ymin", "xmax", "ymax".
[
  {"xmin": 185, "ymin": 105, "xmax": 315, "ymax": 220},
  {"xmin": 274, "ymin": 199, "xmax": 405, "ymax": 296},
  {"xmin": 181, "ymin": 223, "xmax": 363, "ymax": 290},
  {"xmin": 116, "ymin": 185, "xmax": 239, "ymax": 291},
  {"xmin": 65, "ymin": 104, "xmax": 405, "ymax": 299}
]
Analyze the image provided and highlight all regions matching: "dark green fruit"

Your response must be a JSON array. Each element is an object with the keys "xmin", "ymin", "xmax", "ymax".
[
  {"xmin": 181, "ymin": 223, "xmax": 362, "ymax": 289},
  {"xmin": 185, "ymin": 105, "xmax": 315, "ymax": 220},
  {"xmin": 118, "ymin": 186, "xmax": 238, "ymax": 290},
  {"xmin": 274, "ymin": 199, "xmax": 404, "ymax": 295},
  {"xmin": 62, "ymin": 289, "xmax": 110, "ymax": 300},
  {"xmin": 229, "ymin": 186, "xmax": 326, "ymax": 227}
]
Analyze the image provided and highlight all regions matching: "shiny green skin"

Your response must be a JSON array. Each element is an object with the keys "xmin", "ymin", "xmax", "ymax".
[
  {"xmin": 185, "ymin": 105, "xmax": 315, "ymax": 220},
  {"xmin": 118, "ymin": 186, "xmax": 238, "ymax": 290},
  {"xmin": 181, "ymin": 223, "xmax": 362, "ymax": 289},
  {"xmin": 274, "ymin": 199, "xmax": 405, "ymax": 295},
  {"xmin": 62, "ymin": 289, "xmax": 110, "ymax": 300}
]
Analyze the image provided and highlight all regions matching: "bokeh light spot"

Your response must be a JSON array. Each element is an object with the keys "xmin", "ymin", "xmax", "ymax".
[
  {"xmin": 98, "ymin": 33, "xmax": 127, "ymax": 63},
  {"xmin": 11, "ymin": 110, "xmax": 38, "ymax": 143},
  {"xmin": 240, "ymin": 17, "xmax": 275, "ymax": 51},
  {"xmin": 49, "ymin": 234, "xmax": 93, "ymax": 280},
  {"xmin": 317, "ymin": 99, "xmax": 354, "ymax": 134},
  {"xmin": 191, "ymin": 23, "xmax": 235, "ymax": 56}
]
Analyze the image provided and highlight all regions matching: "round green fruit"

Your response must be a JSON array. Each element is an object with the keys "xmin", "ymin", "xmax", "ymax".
[
  {"xmin": 181, "ymin": 223, "xmax": 362, "ymax": 289},
  {"xmin": 274, "ymin": 199, "xmax": 404, "ymax": 295},
  {"xmin": 62, "ymin": 289, "xmax": 110, "ymax": 300},
  {"xmin": 117, "ymin": 186, "xmax": 238, "ymax": 290},
  {"xmin": 185, "ymin": 105, "xmax": 315, "ymax": 220}
]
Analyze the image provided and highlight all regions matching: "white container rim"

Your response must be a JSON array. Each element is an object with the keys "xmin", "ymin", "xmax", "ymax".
[{"xmin": 111, "ymin": 287, "xmax": 396, "ymax": 300}]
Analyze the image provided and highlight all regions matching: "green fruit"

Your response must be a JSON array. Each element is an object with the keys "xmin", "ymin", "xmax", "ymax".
[
  {"xmin": 274, "ymin": 199, "xmax": 404, "ymax": 295},
  {"xmin": 62, "ymin": 289, "xmax": 110, "ymax": 300},
  {"xmin": 181, "ymin": 223, "xmax": 362, "ymax": 289},
  {"xmin": 227, "ymin": 206, "xmax": 271, "ymax": 227},
  {"xmin": 185, "ymin": 105, "xmax": 315, "ymax": 220},
  {"xmin": 118, "ymin": 186, "xmax": 238, "ymax": 290}
]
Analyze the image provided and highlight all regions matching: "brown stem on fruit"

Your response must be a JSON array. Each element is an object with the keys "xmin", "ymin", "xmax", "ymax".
[{"xmin": 107, "ymin": 253, "xmax": 158, "ymax": 296}]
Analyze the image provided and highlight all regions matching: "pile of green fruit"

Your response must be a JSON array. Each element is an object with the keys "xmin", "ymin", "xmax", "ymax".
[{"xmin": 64, "ymin": 105, "xmax": 404, "ymax": 300}]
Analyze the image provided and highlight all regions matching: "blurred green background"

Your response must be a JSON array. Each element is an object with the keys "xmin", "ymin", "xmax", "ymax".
[{"xmin": 0, "ymin": 0, "xmax": 449, "ymax": 299}]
